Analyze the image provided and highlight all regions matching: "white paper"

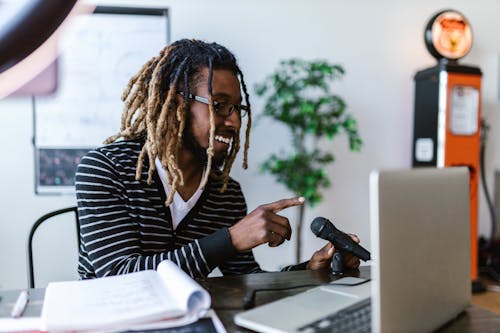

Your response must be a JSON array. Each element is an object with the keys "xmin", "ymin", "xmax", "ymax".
[
  {"xmin": 207, "ymin": 309, "xmax": 228, "ymax": 333},
  {"xmin": 156, "ymin": 260, "xmax": 211, "ymax": 318},
  {"xmin": 0, "ymin": 317, "xmax": 42, "ymax": 332},
  {"xmin": 450, "ymin": 85, "xmax": 479, "ymax": 135},
  {"xmin": 415, "ymin": 138, "xmax": 434, "ymax": 162},
  {"xmin": 41, "ymin": 260, "xmax": 209, "ymax": 332},
  {"xmin": 35, "ymin": 13, "xmax": 167, "ymax": 148}
]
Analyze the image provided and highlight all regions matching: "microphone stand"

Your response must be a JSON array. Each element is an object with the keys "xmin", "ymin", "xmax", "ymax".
[{"xmin": 332, "ymin": 252, "xmax": 344, "ymax": 275}]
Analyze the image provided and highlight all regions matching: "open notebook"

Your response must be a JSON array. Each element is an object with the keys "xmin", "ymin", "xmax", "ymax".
[
  {"xmin": 235, "ymin": 167, "xmax": 471, "ymax": 333},
  {"xmin": 41, "ymin": 260, "xmax": 211, "ymax": 332}
]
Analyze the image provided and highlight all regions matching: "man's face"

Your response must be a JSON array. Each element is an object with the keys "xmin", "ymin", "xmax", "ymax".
[{"xmin": 183, "ymin": 68, "xmax": 243, "ymax": 168}]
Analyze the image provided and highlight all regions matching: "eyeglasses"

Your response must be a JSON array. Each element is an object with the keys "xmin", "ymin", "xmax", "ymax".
[{"xmin": 178, "ymin": 92, "xmax": 248, "ymax": 118}]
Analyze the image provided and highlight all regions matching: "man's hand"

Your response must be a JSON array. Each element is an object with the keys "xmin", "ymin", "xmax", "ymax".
[
  {"xmin": 306, "ymin": 234, "xmax": 361, "ymax": 270},
  {"xmin": 229, "ymin": 197, "xmax": 305, "ymax": 252}
]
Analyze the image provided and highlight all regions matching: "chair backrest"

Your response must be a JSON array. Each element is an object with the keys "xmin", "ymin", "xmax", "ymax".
[{"xmin": 26, "ymin": 206, "xmax": 80, "ymax": 288}]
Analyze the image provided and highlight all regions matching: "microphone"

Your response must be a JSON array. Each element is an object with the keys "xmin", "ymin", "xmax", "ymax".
[{"xmin": 310, "ymin": 217, "xmax": 371, "ymax": 261}]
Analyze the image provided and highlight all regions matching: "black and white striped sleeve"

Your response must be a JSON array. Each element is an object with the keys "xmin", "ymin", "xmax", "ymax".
[{"xmin": 75, "ymin": 150, "xmax": 238, "ymax": 279}]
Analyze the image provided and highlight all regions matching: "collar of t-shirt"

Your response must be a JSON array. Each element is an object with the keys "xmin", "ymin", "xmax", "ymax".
[{"xmin": 154, "ymin": 158, "xmax": 204, "ymax": 230}]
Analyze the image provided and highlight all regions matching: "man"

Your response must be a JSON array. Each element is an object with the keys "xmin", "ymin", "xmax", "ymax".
[{"xmin": 75, "ymin": 39, "xmax": 360, "ymax": 279}]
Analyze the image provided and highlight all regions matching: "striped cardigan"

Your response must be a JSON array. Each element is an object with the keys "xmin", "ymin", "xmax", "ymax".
[{"xmin": 76, "ymin": 139, "xmax": 304, "ymax": 279}]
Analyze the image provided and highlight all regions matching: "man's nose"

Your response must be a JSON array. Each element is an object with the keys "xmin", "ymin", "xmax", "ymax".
[{"xmin": 224, "ymin": 110, "xmax": 241, "ymax": 129}]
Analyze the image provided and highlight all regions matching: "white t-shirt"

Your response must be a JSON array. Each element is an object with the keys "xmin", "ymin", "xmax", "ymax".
[{"xmin": 154, "ymin": 158, "xmax": 204, "ymax": 230}]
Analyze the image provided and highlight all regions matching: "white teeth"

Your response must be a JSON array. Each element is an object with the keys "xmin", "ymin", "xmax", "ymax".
[{"xmin": 215, "ymin": 135, "xmax": 232, "ymax": 145}]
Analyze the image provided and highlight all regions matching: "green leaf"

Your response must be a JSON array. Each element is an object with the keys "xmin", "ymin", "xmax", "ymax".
[
  {"xmin": 255, "ymin": 58, "xmax": 362, "ymax": 207},
  {"xmin": 299, "ymin": 101, "xmax": 314, "ymax": 115}
]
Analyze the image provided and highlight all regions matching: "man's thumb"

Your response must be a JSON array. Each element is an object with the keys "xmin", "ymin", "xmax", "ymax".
[{"xmin": 326, "ymin": 242, "xmax": 335, "ymax": 257}]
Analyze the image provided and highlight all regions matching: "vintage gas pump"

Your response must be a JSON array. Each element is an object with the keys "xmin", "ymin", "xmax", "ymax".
[{"xmin": 412, "ymin": 10, "xmax": 482, "ymax": 285}]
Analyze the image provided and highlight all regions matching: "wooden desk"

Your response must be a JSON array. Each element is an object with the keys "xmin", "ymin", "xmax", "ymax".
[
  {"xmin": 198, "ymin": 267, "xmax": 500, "ymax": 333},
  {"xmin": 471, "ymin": 276, "xmax": 500, "ymax": 314},
  {"xmin": 1, "ymin": 269, "xmax": 498, "ymax": 332}
]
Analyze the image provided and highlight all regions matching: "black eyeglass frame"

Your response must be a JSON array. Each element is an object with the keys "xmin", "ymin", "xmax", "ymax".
[{"xmin": 178, "ymin": 91, "xmax": 249, "ymax": 118}]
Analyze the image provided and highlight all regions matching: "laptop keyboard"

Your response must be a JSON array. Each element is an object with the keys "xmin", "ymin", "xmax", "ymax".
[{"xmin": 298, "ymin": 298, "xmax": 371, "ymax": 333}]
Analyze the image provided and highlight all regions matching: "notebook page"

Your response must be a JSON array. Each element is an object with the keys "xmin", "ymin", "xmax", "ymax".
[
  {"xmin": 41, "ymin": 270, "xmax": 184, "ymax": 331},
  {"xmin": 156, "ymin": 260, "xmax": 211, "ymax": 318}
]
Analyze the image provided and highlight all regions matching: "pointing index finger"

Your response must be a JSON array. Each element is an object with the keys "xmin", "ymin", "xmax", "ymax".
[{"xmin": 263, "ymin": 196, "xmax": 305, "ymax": 213}]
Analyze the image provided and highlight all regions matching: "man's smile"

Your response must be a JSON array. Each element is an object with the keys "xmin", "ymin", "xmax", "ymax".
[{"xmin": 215, "ymin": 135, "xmax": 233, "ymax": 145}]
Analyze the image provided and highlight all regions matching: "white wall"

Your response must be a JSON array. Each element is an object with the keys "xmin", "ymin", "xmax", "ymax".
[{"xmin": 1, "ymin": 0, "xmax": 499, "ymax": 289}]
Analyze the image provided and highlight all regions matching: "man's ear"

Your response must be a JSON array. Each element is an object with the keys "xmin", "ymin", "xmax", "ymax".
[{"xmin": 174, "ymin": 92, "xmax": 183, "ymax": 106}]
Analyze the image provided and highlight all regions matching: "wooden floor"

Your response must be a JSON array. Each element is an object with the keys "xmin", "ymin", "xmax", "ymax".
[{"xmin": 471, "ymin": 277, "xmax": 500, "ymax": 314}]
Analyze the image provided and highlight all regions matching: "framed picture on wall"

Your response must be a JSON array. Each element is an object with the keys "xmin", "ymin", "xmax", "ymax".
[
  {"xmin": 35, "ymin": 148, "xmax": 91, "ymax": 194},
  {"xmin": 33, "ymin": 5, "xmax": 169, "ymax": 194}
]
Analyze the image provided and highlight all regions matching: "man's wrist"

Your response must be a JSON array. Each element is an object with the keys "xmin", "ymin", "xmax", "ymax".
[{"xmin": 228, "ymin": 225, "xmax": 242, "ymax": 252}]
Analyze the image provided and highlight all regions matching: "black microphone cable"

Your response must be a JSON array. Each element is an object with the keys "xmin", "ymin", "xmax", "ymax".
[
  {"xmin": 243, "ymin": 278, "xmax": 371, "ymax": 310},
  {"xmin": 479, "ymin": 118, "xmax": 500, "ymax": 282},
  {"xmin": 479, "ymin": 118, "xmax": 496, "ymax": 251},
  {"xmin": 242, "ymin": 284, "xmax": 320, "ymax": 310}
]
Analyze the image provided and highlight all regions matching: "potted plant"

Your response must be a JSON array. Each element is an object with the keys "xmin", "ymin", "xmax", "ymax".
[{"xmin": 255, "ymin": 58, "xmax": 362, "ymax": 263}]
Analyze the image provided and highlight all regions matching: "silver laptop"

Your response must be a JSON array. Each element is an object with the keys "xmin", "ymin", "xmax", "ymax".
[{"xmin": 234, "ymin": 167, "xmax": 471, "ymax": 333}]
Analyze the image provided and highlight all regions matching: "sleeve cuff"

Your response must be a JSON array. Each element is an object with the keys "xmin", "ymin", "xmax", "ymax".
[
  {"xmin": 283, "ymin": 261, "xmax": 310, "ymax": 271},
  {"xmin": 198, "ymin": 227, "xmax": 238, "ymax": 270}
]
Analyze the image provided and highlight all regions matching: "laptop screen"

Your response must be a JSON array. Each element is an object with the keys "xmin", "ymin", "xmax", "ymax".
[{"xmin": 370, "ymin": 167, "xmax": 471, "ymax": 333}]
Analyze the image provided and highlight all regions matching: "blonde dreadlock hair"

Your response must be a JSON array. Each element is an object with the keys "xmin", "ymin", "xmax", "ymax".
[{"xmin": 104, "ymin": 39, "xmax": 252, "ymax": 206}]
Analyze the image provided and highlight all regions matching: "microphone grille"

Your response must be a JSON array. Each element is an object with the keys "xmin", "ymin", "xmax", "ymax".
[{"xmin": 310, "ymin": 217, "xmax": 330, "ymax": 236}]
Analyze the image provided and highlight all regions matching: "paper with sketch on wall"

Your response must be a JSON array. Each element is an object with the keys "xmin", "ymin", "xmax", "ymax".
[{"xmin": 41, "ymin": 260, "xmax": 211, "ymax": 332}]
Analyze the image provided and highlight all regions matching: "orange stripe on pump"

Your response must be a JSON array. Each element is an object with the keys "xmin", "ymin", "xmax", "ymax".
[{"xmin": 444, "ymin": 72, "xmax": 481, "ymax": 280}]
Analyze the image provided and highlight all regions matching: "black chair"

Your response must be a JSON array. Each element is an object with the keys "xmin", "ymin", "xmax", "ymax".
[{"xmin": 26, "ymin": 206, "xmax": 80, "ymax": 288}]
